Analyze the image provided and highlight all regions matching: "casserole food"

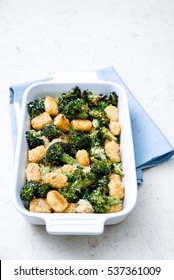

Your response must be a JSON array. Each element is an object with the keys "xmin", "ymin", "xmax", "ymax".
[{"xmin": 12, "ymin": 73, "xmax": 137, "ymax": 235}]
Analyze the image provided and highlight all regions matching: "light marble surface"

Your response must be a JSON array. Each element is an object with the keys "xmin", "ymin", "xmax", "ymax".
[{"xmin": 0, "ymin": 0, "xmax": 174, "ymax": 260}]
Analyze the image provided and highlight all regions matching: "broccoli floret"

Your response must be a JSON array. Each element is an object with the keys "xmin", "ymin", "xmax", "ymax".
[
  {"xmin": 82, "ymin": 89, "xmax": 97, "ymax": 107},
  {"xmin": 42, "ymin": 124, "xmax": 61, "ymax": 140},
  {"xmin": 62, "ymin": 99, "xmax": 88, "ymax": 120},
  {"xmin": 89, "ymin": 108, "xmax": 109, "ymax": 126},
  {"xmin": 37, "ymin": 183, "xmax": 54, "ymax": 198},
  {"xmin": 97, "ymin": 175, "xmax": 109, "ymax": 194},
  {"xmin": 88, "ymin": 187, "xmax": 121, "ymax": 213},
  {"xmin": 57, "ymin": 86, "xmax": 81, "ymax": 112},
  {"xmin": 99, "ymin": 126, "xmax": 116, "ymax": 141},
  {"xmin": 90, "ymin": 146, "xmax": 107, "ymax": 162},
  {"xmin": 45, "ymin": 142, "xmax": 77, "ymax": 166},
  {"xmin": 25, "ymin": 129, "xmax": 44, "ymax": 149},
  {"xmin": 20, "ymin": 181, "xmax": 38, "ymax": 202},
  {"xmin": 39, "ymin": 161, "xmax": 52, "ymax": 177},
  {"xmin": 91, "ymin": 159, "xmax": 112, "ymax": 175},
  {"xmin": 97, "ymin": 91, "xmax": 118, "ymax": 108},
  {"xmin": 112, "ymin": 162, "xmax": 124, "ymax": 176},
  {"xmin": 69, "ymin": 130, "xmax": 91, "ymax": 150},
  {"xmin": 60, "ymin": 171, "xmax": 96, "ymax": 203},
  {"xmin": 89, "ymin": 130, "xmax": 103, "ymax": 147},
  {"xmin": 27, "ymin": 98, "xmax": 45, "ymax": 119}
]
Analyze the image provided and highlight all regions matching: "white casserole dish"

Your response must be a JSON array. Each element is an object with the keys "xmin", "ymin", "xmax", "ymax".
[{"xmin": 12, "ymin": 72, "xmax": 137, "ymax": 235}]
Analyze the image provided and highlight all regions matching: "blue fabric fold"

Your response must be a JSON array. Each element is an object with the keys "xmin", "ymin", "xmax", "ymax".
[{"xmin": 9, "ymin": 67, "xmax": 174, "ymax": 184}]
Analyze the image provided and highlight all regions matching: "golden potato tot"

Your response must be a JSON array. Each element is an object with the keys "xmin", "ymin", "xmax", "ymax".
[
  {"xmin": 107, "ymin": 203, "xmax": 122, "ymax": 213},
  {"xmin": 109, "ymin": 121, "xmax": 121, "ymax": 136},
  {"xmin": 47, "ymin": 190, "xmax": 68, "ymax": 212},
  {"xmin": 45, "ymin": 96, "xmax": 58, "ymax": 117},
  {"xmin": 108, "ymin": 180, "xmax": 124, "ymax": 200},
  {"xmin": 25, "ymin": 163, "xmax": 41, "ymax": 182},
  {"xmin": 109, "ymin": 173, "xmax": 122, "ymax": 182},
  {"xmin": 41, "ymin": 136, "xmax": 50, "ymax": 148},
  {"xmin": 54, "ymin": 114, "xmax": 70, "ymax": 132},
  {"xmin": 104, "ymin": 105, "xmax": 118, "ymax": 122},
  {"xmin": 30, "ymin": 198, "xmax": 52, "ymax": 213},
  {"xmin": 42, "ymin": 172, "xmax": 68, "ymax": 188},
  {"xmin": 63, "ymin": 203, "xmax": 77, "ymax": 213},
  {"xmin": 28, "ymin": 145, "xmax": 46, "ymax": 163},
  {"xmin": 75, "ymin": 199, "xmax": 94, "ymax": 213},
  {"xmin": 104, "ymin": 139, "xmax": 120, "ymax": 162},
  {"xmin": 61, "ymin": 164, "xmax": 75, "ymax": 175},
  {"xmin": 76, "ymin": 150, "xmax": 90, "ymax": 167},
  {"xmin": 71, "ymin": 119, "xmax": 92, "ymax": 131},
  {"xmin": 31, "ymin": 112, "xmax": 52, "ymax": 130}
]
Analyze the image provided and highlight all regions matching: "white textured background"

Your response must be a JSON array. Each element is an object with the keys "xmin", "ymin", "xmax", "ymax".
[{"xmin": 0, "ymin": 0, "xmax": 174, "ymax": 259}]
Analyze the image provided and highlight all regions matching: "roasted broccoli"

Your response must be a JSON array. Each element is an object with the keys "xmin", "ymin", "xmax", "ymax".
[
  {"xmin": 61, "ymin": 99, "xmax": 88, "ymax": 120},
  {"xmin": 82, "ymin": 89, "xmax": 98, "ymax": 107},
  {"xmin": 59, "ymin": 171, "xmax": 96, "ymax": 203},
  {"xmin": 89, "ymin": 130, "xmax": 103, "ymax": 146},
  {"xmin": 90, "ymin": 146, "xmax": 107, "ymax": 161},
  {"xmin": 91, "ymin": 159, "xmax": 112, "ymax": 175},
  {"xmin": 99, "ymin": 126, "xmax": 116, "ymax": 141},
  {"xmin": 20, "ymin": 180, "xmax": 38, "ymax": 202},
  {"xmin": 45, "ymin": 142, "xmax": 77, "ymax": 166},
  {"xmin": 112, "ymin": 162, "xmax": 124, "ymax": 176},
  {"xmin": 69, "ymin": 130, "xmax": 91, "ymax": 150},
  {"xmin": 37, "ymin": 183, "xmax": 54, "ymax": 198},
  {"xmin": 57, "ymin": 86, "xmax": 81, "ymax": 112},
  {"xmin": 97, "ymin": 91, "xmax": 118, "ymax": 109},
  {"xmin": 42, "ymin": 124, "xmax": 61, "ymax": 140},
  {"xmin": 97, "ymin": 175, "xmax": 109, "ymax": 194},
  {"xmin": 89, "ymin": 108, "xmax": 109, "ymax": 126},
  {"xmin": 25, "ymin": 129, "xmax": 44, "ymax": 149},
  {"xmin": 88, "ymin": 187, "xmax": 121, "ymax": 213},
  {"xmin": 27, "ymin": 98, "xmax": 45, "ymax": 119}
]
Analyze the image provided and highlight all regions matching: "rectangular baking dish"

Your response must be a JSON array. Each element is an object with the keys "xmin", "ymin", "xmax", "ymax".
[{"xmin": 12, "ymin": 72, "xmax": 137, "ymax": 235}]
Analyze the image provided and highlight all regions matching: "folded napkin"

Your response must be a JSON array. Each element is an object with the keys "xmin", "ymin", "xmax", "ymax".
[{"xmin": 9, "ymin": 67, "xmax": 174, "ymax": 184}]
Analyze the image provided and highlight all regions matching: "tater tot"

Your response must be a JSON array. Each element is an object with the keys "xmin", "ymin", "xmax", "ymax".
[
  {"xmin": 76, "ymin": 150, "xmax": 90, "ymax": 167},
  {"xmin": 25, "ymin": 163, "xmax": 41, "ymax": 182},
  {"xmin": 47, "ymin": 190, "xmax": 68, "ymax": 212},
  {"xmin": 54, "ymin": 114, "xmax": 70, "ymax": 132},
  {"xmin": 104, "ymin": 105, "xmax": 118, "ymax": 121},
  {"xmin": 107, "ymin": 203, "xmax": 122, "ymax": 213},
  {"xmin": 108, "ymin": 180, "xmax": 124, "ymax": 200},
  {"xmin": 61, "ymin": 164, "xmax": 75, "ymax": 175},
  {"xmin": 28, "ymin": 145, "xmax": 46, "ymax": 163},
  {"xmin": 109, "ymin": 174, "xmax": 122, "ymax": 182},
  {"xmin": 63, "ymin": 203, "xmax": 77, "ymax": 213},
  {"xmin": 31, "ymin": 112, "xmax": 52, "ymax": 130},
  {"xmin": 75, "ymin": 199, "xmax": 94, "ymax": 213},
  {"xmin": 45, "ymin": 96, "xmax": 58, "ymax": 117},
  {"xmin": 30, "ymin": 198, "xmax": 52, "ymax": 213},
  {"xmin": 109, "ymin": 121, "xmax": 121, "ymax": 136},
  {"xmin": 42, "ymin": 172, "xmax": 68, "ymax": 188},
  {"xmin": 104, "ymin": 139, "xmax": 121, "ymax": 162},
  {"xmin": 41, "ymin": 136, "xmax": 50, "ymax": 148},
  {"xmin": 71, "ymin": 120, "xmax": 92, "ymax": 131}
]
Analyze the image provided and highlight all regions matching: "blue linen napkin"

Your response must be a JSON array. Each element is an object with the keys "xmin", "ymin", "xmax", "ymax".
[{"xmin": 9, "ymin": 67, "xmax": 174, "ymax": 184}]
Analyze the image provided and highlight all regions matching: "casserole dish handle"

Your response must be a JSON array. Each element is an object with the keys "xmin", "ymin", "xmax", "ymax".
[{"xmin": 45, "ymin": 216, "xmax": 104, "ymax": 235}]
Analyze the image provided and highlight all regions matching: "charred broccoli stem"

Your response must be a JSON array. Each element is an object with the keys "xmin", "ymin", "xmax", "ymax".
[
  {"xmin": 25, "ymin": 129, "xmax": 44, "ymax": 149},
  {"xmin": 27, "ymin": 98, "xmax": 45, "ymax": 119},
  {"xmin": 20, "ymin": 180, "xmax": 38, "ymax": 202},
  {"xmin": 42, "ymin": 124, "xmax": 61, "ymax": 140},
  {"xmin": 99, "ymin": 126, "xmax": 116, "ymax": 141}
]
